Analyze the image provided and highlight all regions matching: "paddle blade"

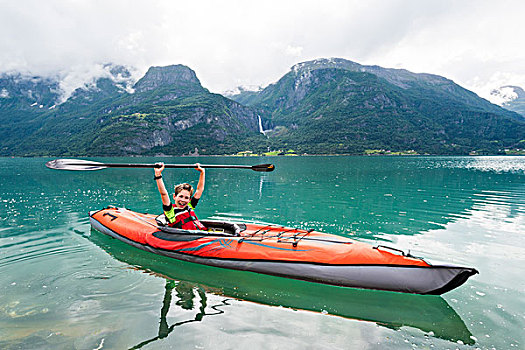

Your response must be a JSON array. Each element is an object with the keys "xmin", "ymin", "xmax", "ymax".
[
  {"xmin": 252, "ymin": 163, "xmax": 275, "ymax": 172},
  {"xmin": 46, "ymin": 159, "xmax": 107, "ymax": 171}
]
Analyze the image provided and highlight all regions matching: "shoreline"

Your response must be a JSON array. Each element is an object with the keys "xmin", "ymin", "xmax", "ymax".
[{"xmin": 1, "ymin": 153, "xmax": 524, "ymax": 159}]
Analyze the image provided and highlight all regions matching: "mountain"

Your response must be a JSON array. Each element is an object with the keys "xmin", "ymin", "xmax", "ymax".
[
  {"xmin": 232, "ymin": 58, "xmax": 524, "ymax": 155},
  {"xmin": 490, "ymin": 85, "xmax": 525, "ymax": 117},
  {"xmin": 0, "ymin": 65, "xmax": 262, "ymax": 156},
  {"xmin": 1, "ymin": 59, "xmax": 524, "ymax": 156},
  {"xmin": 0, "ymin": 73, "xmax": 61, "ymax": 154}
]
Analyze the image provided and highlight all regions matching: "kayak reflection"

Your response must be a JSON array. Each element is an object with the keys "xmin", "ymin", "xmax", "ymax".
[
  {"xmin": 88, "ymin": 228, "xmax": 475, "ymax": 345},
  {"xmin": 130, "ymin": 280, "xmax": 231, "ymax": 349}
]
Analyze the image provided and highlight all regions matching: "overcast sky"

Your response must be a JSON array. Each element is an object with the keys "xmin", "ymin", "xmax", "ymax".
[{"xmin": 1, "ymin": 0, "xmax": 524, "ymax": 103}]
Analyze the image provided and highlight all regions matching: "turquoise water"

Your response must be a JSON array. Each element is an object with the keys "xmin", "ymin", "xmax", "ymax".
[{"xmin": 0, "ymin": 156, "xmax": 523, "ymax": 349}]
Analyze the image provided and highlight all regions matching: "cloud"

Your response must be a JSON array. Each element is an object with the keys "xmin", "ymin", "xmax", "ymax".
[
  {"xmin": 54, "ymin": 63, "xmax": 137, "ymax": 103},
  {"xmin": 285, "ymin": 45, "xmax": 304, "ymax": 57},
  {"xmin": 1, "ymin": 0, "xmax": 524, "ymax": 100}
]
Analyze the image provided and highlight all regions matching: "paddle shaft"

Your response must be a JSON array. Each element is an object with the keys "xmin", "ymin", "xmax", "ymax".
[
  {"xmin": 67, "ymin": 162, "xmax": 258, "ymax": 170},
  {"xmin": 45, "ymin": 159, "xmax": 275, "ymax": 172}
]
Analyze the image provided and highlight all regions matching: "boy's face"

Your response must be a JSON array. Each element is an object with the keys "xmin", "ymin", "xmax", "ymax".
[{"xmin": 173, "ymin": 189, "xmax": 191, "ymax": 208}]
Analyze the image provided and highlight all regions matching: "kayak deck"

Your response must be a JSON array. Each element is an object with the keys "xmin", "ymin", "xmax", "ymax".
[{"xmin": 89, "ymin": 207, "xmax": 478, "ymax": 295}]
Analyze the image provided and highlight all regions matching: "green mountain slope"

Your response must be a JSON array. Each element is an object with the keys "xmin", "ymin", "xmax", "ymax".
[
  {"xmin": 0, "ymin": 65, "xmax": 263, "ymax": 156},
  {"xmin": 232, "ymin": 58, "xmax": 524, "ymax": 155}
]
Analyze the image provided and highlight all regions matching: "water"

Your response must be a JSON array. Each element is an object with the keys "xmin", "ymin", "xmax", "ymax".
[{"xmin": 0, "ymin": 156, "xmax": 523, "ymax": 349}]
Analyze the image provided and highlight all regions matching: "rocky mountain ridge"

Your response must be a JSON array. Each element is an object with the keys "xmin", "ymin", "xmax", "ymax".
[{"xmin": 0, "ymin": 64, "xmax": 261, "ymax": 156}]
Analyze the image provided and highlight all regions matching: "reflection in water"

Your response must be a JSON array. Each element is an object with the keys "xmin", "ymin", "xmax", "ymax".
[
  {"xmin": 130, "ymin": 280, "xmax": 230, "ymax": 349},
  {"xmin": 88, "ymin": 229, "xmax": 475, "ymax": 345}
]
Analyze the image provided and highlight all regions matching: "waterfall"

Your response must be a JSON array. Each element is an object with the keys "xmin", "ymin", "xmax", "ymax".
[{"xmin": 258, "ymin": 115, "xmax": 265, "ymax": 135}]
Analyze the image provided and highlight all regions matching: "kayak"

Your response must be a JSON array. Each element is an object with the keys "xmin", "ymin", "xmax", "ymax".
[{"xmin": 89, "ymin": 207, "xmax": 478, "ymax": 295}]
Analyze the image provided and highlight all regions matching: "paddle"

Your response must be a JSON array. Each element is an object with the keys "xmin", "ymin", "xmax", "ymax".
[{"xmin": 45, "ymin": 159, "xmax": 275, "ymax": 172}]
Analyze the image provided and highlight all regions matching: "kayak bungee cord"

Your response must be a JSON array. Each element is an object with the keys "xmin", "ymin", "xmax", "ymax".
[{"xmin": 291, "ymin": 229, "xmax": 314, "ymax": 247}]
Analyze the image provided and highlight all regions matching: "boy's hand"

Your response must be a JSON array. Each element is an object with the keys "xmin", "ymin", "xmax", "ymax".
[
  {"xmin": 154, "ymin": 162, "xmax": 165, "ymax": 177},
  {"xmin": 195, "ymin": 163, "xmax": 205, "ymax": 173}
]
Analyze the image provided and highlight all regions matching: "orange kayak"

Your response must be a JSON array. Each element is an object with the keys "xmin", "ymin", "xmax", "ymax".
[{"xmin": 89, "ymin": 207, "xmax": 478, "ymax": 295}]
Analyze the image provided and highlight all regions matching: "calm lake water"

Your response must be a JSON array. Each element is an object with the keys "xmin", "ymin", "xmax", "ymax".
[{"xmin": 0, "ymin": 156, "xmax": 523, "ymax": 349}]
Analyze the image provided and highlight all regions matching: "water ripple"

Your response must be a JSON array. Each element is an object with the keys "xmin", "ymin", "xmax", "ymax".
[
  {"xmin": 0, "ymin": 245, "xmax": 89, "ymax": 269},
  {"xmin": 433, "ymin": 156, "xmax": 525, "ymax": 174}
]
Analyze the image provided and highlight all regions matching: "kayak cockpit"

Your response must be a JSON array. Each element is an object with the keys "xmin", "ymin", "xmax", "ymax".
[{"xmin": 156, "ymin": 219, "xmax": 245, "ymax": 237}]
